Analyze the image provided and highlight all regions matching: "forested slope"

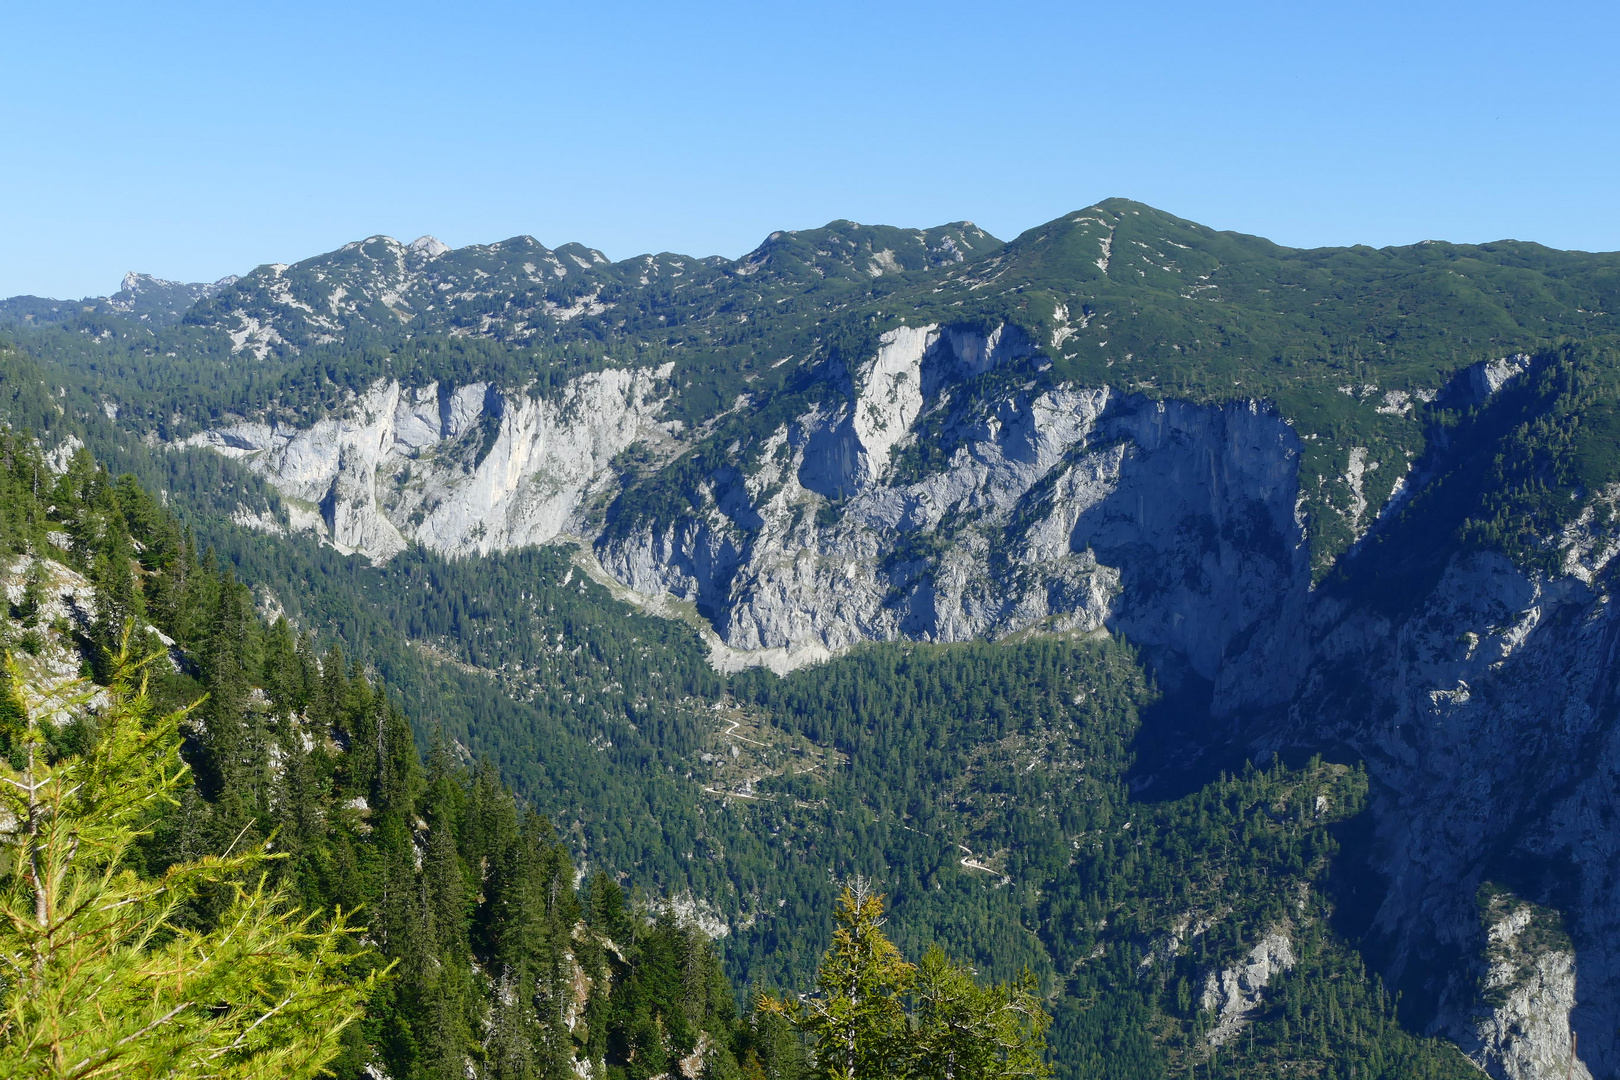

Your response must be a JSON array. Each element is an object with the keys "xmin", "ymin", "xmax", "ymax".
[
  {"xmin": 0, "ymin": 428, "xmax": 769, "ymax": 1079},
  {"xmin": 5, "ymin": 198, "xmax": 1618, "ymax": 1077},
  {"xmin": 0, "ymin": 341, "xmax": 1484, "ymax": 1078}
]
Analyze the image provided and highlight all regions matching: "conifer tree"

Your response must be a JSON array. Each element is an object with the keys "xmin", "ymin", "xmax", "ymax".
[
  {"xmin": 768, "ymin": 880, "xmax": 915, "ymax": 1080},
  {"xmin": 909, "ymin": 947, "xmax": 1049, "ymax": 1080},
  {"xmin": 14, "ymin": 560, "xmax": 45, "ymax": 629},
  {"xmin": 415, "ymin": 738, "xmax": 476, "ymax": 1079},
  {"xmin": 767, "ymin": 882, "xmax": 1051, "ymax": 1080},
  {"xmin": 0, "ymin": 647, "xmax": 380, "ymax": 1079}
]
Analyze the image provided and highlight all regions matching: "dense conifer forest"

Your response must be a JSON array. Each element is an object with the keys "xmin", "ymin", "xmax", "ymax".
[
  {"xmin": 0, "ymin": 420, "xmax": 1481, "ymax": 1077},
  {"xmin": 0, "ymin": 435, "xmax": 767, "ymax": 1078},
  {"xmin": 7, "ymin": 196, "xmax": 1609, "ymax": 1075}
]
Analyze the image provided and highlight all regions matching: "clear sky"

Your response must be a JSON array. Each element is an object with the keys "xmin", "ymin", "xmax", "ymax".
[{"xmin": 2, "ymin": 0, "xmax": 1616, "ymax": 299}]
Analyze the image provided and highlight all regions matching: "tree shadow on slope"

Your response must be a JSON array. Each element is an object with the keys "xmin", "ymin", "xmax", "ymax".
[{"xmin": 1121, "ymin": 647, "xmax": 1256, "ymax": 803}]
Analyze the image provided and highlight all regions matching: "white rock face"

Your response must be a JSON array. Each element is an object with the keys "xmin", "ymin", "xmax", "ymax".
[
  {"xmin": 850, "ymin": 325, "xmax": 931, "ymax": 484},
  {"xmin": 174, "ymin": 317, "xmax": 1316, "ymax": 690},
  {"xmin": 178, "ymin": 324, "xmax": 1312, "ymax": 682},
  {"xmin": 408, "ymin": 235, "xmax": 450, "ymax": 259},
  {"xmin": 182, "ymin": 368, "xmax": 669, "ymax": 558},
  {"xmin": 1558, "ymin": 484, "xmax": 1620, "ymax": 584},
  {"xmin": 1200, "ymin": 929, "xmax": 1296, "ymax": 1046},
  {"xmin": 1472, "ymin": 352, "xmax": 1534, "ymax": 397},
  {"xmin": 599, "ymin": 362, "xmax": 1309, "ymax": 680},
  {"xmin": 650, "ymin": 893, "xmax": 731, "ymax": 940},
  {"xmin": 1454, "ymin": 893, "xmax": 1591, "ymax": 1080}
]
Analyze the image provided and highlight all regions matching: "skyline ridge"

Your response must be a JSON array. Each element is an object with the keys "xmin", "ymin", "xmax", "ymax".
[{"xmin": 13, "ymin": 196, "xmax": 1620, "ymax": 305}]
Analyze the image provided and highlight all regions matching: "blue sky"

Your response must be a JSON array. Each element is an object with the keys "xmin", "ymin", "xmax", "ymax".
[{"xmin": 2, "ymin": 0, "xmax": 1616, "ymax": 298}]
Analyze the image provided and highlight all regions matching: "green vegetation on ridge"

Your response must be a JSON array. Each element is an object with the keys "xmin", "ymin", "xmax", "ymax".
[
  {"xmin": 11, "ymin": 198, "xmax": 1620, "ymax": 572},
  {"xmin": 0, "ymin": 417, "xmax": 1485, "ymax": 1077},
  {"xmin": 3, "ymin": 196, "xmax": 1598, "ymax": 1075}
]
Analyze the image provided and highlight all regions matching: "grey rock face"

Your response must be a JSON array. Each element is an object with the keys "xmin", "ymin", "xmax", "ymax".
[
  {"xmin": 176, "ymin": 326, "xmax": 1620, "ymax": 1076},
  {"xmin": 599, "ymin": 325, "xmax": 1310, "ymax": 675},
  {"xmin": 597, "ymin": 335, "xmax": 1620, "ymax": 1078},
  {"xmin": 183, "ymin": 367, "xmax": 670, "ymax": 557},
  {"xmin": 1282, "ymin": 545, "xmax": 1620, "ymax": 1076},
  {"xmin": 1200, "ymin": 929, "xmax": 1296, "ymax": 1047},
  {"xmin": 180, "ymin": 320, "xmax": 1315, "ymax": 681},
  {"xmin": 1450, "ymin": 891, "xmax": 1591, "ymax": 1080}
]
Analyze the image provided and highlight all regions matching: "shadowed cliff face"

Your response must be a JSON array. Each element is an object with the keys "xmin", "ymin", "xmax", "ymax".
[
  {"xmin": 1256, "ymin": 358, "xmax": 1620, "ymax": 1080},
  {"xmin": 1284, "ymin": 544, "xmax": 1620, "ymax": 1080},
  {"xmin": 172, "ymin": 326, "xmax": 1619, "ymax": 1079}
]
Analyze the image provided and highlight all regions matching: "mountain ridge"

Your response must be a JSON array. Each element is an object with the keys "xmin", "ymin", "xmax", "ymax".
[
  {"xmin": 0, "ymin": 269, "xmax": 238, "ymax": 327},
  {"xmin": 7, "ymin": 199, "xmax": 1615, "ymax": 343},
  {"xmin": 6, "ymin": 200, "xmax": 1620, "ymax": 1078}
]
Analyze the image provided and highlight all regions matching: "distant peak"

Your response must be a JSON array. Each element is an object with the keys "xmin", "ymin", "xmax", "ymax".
[
  {"xmin": 118, "ymin": 271, "xmax": 207, "ymax": 296},
  {"xmin": 409, "ymin": 235, "xmax": 450, "ymax": 259},
  {"xmin": 119, "ymin": 271, "xmax": 179, "ymax": 293}
]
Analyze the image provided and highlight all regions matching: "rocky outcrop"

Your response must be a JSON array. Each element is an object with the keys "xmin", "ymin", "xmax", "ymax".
[
  {"xmin": 1280, "ymin": 536, "xmax": 1620, "ymax": 1078},
  {"xmin": 175, "ymin": 322, "xmax": 1311, "ymax": 680},
  {"xmin": 1450, "ymin": 891, "xmax": 1591, "ymax": 1080},
  {"xmin": 1200, "ymin": 929, "xmax": 1296, "ymax": 1046},
  {"xmin": 180, "ymin": 323, "xmax": 1315, "ymax": 684},
  {"xmin": 182, "ymin": 367, "xmax": 671, "ymax": 558},
  {"xmin": 2, "ymin": 556, "xmax": 180, "ymax": 717}
]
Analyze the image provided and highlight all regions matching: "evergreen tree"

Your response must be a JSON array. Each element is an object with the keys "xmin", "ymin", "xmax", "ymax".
[
  {"xmin": 909, "ymin": 947, "xmax": 1049, "ymax": 1080},
  {"xmin": 0, "ymin": 648, "xmax": 380, "ymax": 1078},
  {"xmin": 767, "ymin": 881, "xmax": 916, "ymax": 1080},
  {"xmin": 766, "ymin": 882, "xmax": 1050, "ymax": 1080},
  {"xmin": 13, "ymin": 559, "xmax": 45, "ymax": 629}
]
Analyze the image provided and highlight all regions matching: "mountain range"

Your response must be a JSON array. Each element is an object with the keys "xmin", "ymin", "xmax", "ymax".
[{"xmin": 4, "ymin": 198, "xmax": 1620, "ymax": 1080}]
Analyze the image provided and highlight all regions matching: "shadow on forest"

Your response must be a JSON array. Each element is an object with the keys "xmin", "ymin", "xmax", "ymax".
[{"xmin": 1122, "ymin": 650, "xmax": 1250, "ymax": 802}]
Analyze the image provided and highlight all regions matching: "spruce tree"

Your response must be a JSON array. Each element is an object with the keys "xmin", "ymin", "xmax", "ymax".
[
  {"xmin": 766, "ymin": 882, "xmax": 1051, "ymax": 1080},
  {"xmin": 0, "ymin": 648, "xmax": 380, "ymax": 1079}
]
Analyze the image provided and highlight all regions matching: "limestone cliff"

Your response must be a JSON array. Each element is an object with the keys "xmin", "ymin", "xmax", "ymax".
[
  {"xmin": 599, "ymin": 324, "xmax": 1311, "ymax": 680},
  {"xmin": 1263, "ymin": 357, "xmax": 1618, "ymax": 1078},
  {"xmin": 1200, "ymin": 929, "xmax": 1296, "ymax": 1047},
  {"xmin": 172, "ymin": 327, "xmax": 1620, "ymax": 1077},
  {"xmin": 1275, "ymin": 543, "xmax": 1619, "ymax": 1078},
  {"xmin": 182, "ymin": 366, "xmax": 671, "ymax": 557},
  {"xmin": 1448, "ymin": 890, "xmax": 1592, "ymax": 1080}
]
